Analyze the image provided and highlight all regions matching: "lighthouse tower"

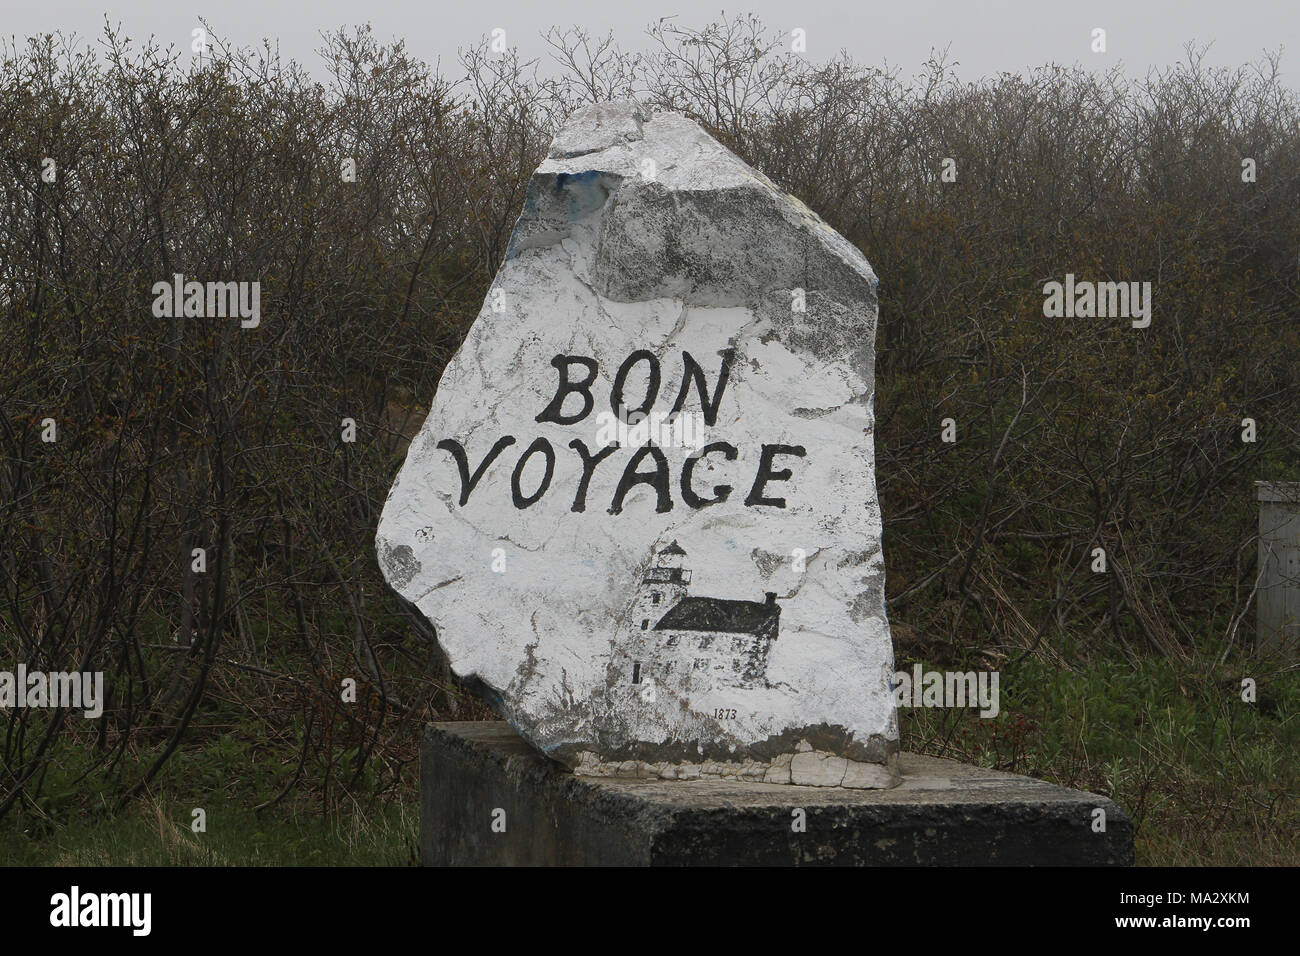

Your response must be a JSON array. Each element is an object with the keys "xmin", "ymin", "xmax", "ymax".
[
  {"xmin": 621, "ymin": 541, "xmax": 692, "ymax": 685},
  {"xmin": 632, "ymin": 541, "xmax": 691, "ymax": 633}
]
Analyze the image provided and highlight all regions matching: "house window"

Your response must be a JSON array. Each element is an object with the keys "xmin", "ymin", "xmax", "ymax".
[
  {"xmin": 698, "ymin": 635, "xmax": 713, "ymax": 649},
  {"xmin": 693, "ymin": 658, "xmax": 708, "ymax": 670},
  {"xmin": 641, "ymin": 619, "xmax": 648, "ymax": 630},
  {"xmin": 651, "ymin": 592, "xmax": 661, "ymax": 605},
  {"xmin": 665, "ymin": 635, "xmax": 679, "ymax": 647},
  {"xmin": 632, "ymin": 662, "xmax": 642, "ymax": 684}
]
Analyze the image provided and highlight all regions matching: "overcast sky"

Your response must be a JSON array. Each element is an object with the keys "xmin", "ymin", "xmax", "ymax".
[{"xmin": 6, "ymin": 1, "xmax": 1298, "ymax": 85}]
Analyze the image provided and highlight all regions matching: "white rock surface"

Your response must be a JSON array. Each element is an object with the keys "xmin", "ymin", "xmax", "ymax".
[{"xmin": 377, "ymin": 101, "xmax": 899, "ymax": 787}]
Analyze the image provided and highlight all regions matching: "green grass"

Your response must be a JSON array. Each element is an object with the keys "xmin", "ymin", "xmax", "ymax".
[
  {"xmin": 0, "ymin": 797, "xmax": 417, "ymax": 866},
  {"xmin": 898, "ymin": 648, "xmax": 1300, "ymax": 865},
  {"xmin": 2, "ymin": 651, "xmax": 1294, "ymax": 866}
]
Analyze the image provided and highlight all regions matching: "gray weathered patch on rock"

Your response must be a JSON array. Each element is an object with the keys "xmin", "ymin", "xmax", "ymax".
[
  {"xmin": 377, "ymin": 100, "xmax": 898, "ymax": 787},
  {"xmin": 379, "ymin": 541, "xmax": 420, "ymax": 592}
]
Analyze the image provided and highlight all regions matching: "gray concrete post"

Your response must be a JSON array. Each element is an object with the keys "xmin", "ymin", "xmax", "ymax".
[{"xmin": 1256, "ymin": 481, "xmax": 1300, "ymax": 655}]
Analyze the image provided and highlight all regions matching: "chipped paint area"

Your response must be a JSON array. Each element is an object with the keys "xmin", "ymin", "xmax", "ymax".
[{"xmin": 572, "ymin": 740, "xmax": 899, "ymax": 789}]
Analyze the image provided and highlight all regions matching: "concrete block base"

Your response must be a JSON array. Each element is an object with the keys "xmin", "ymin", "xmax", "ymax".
[{"xmin": 421, "ymin": 721, "xmax": 1133, "ymax": 866}]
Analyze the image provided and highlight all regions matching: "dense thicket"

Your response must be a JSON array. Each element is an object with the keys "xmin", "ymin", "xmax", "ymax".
[{"xmin": 2, "ymin": 16, "xmax": 1297, "ymax": 818}]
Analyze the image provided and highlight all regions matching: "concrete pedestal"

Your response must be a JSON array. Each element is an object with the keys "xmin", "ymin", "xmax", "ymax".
[
  {"xmin": 421, "ymin": 723, "xmax": 1133, "ymax": 868},
  {"xmin": 421, "ymin": 721, "xmax": 1133, "ymax": 866}
]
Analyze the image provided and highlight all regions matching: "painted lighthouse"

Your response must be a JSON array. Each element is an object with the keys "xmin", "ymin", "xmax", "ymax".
[{"xmin": 612, "ymin": 541, "xmax": 781, "ymax": 692}]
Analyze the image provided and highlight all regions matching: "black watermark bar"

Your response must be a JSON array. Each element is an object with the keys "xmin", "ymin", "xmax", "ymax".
[{"xmin": 1, "ymin": 866, "xmax": 1276, "ymax": 943}]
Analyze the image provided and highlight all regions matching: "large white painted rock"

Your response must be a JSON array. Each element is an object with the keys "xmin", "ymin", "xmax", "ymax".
[{"xmin": 377, "ymin": 101, "xmax": 899, "ymax": 788}]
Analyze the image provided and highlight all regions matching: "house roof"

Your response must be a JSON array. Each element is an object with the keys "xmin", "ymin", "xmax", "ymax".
[
  {"xmin": 654, "ymin": 596, "xmax": 778, "ymax": 635},
  {"xmin": 658, "ymin": 540, "xmax": 687, "ymax": 556}
]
